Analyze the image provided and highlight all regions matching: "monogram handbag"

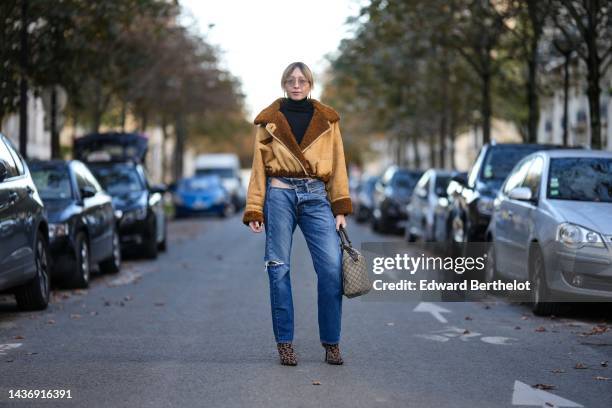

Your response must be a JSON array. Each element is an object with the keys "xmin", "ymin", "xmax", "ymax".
[{"xmin": 337, "ymin": 226, "xmax": 370, "ymax": 298}]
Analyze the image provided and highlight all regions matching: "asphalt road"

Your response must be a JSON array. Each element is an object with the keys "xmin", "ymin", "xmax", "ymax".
[{"xmin": 0, "ymin": 215, "xmax": 611, "ymax": 408}]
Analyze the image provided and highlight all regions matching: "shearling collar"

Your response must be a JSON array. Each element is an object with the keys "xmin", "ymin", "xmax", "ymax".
[{"xmin": 254, "ymin": 98, "xmax": 340, "ymax": 160}]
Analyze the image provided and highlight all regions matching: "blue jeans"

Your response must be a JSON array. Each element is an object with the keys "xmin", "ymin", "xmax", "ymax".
[{"xmin": 262, "ymin": 176, "xmax": 343, "ymax": 344}]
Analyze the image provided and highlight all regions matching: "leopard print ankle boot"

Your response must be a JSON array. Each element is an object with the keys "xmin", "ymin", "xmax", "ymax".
[
  {"xmin": 322, "ymin": 343, "xmax": 344, "ymax": 365},
  {"xmin": 277, "ymin": 343, "xmax": 297, "ymax": 366}
]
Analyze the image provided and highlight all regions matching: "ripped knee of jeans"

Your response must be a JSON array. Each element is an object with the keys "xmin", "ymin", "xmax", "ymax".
[{"xmin": 264, "ymin": 259, "xmax": 285, "ymax": 273}]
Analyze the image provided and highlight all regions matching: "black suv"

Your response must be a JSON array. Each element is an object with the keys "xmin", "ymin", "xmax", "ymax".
[
  {"xmin": 74, "ymin": 133, "xmax": 168, "ymax": 259},
  {"xmin": 448, "ymin": 142, "xmax": 563, "ymax": 248},
  {"xmin": 0, "ymin": 134, "xmax": 50, "ymax": 310}
]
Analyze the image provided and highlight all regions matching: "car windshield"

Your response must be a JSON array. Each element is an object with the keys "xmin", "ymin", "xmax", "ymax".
[
  {"xmin": 548, "ymin": 157, "xmax": 612, "ymax": 202},
  {"xmin": 393, "ymin": 172, "xmax": 420, "ymax": 190},
  {"xmin": 195, "ymin": 168, "xmax": 235, "ymax": 178},
  {"xmin": 482, "ymin": 146, "xmax": 544, "ymax": 181},
  {"xmin": 90, "ymin": 165, "xmax": 144, "ymax": 194},
  {"xmin": 180, "ymin": 177, "xmax": 220, "ymax": 191},
  {"xmin": 30, "ymin": 165, "xmax": 72, "ymax": 200}
]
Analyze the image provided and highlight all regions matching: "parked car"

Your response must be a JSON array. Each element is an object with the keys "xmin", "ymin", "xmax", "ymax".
[
  {"xmin": 353, "ymin": 175, "xmax": 379, "ymax": 223},
  {"xmin": 486, "ymin": 149, "xmax": 612, "ymax": 315},
  {"xmin": 405, "ymin": 169, "xmax": 454, "ymax": 242},
  {"xmin": 28, "ymin": 160, "xmax": 121, "ymax": 288},
  {"xmin": 74, "ymin": 132, "xmax": 167, "ymax": 259},
  {"xmin": 172, "ymin": 175, "xmax": 233, "ymax": 218},
  {"xmin": 448, "ymin": 142, "xmax": 564, "ymax": 250},
  {"xmin": 371, "ymin": 166, "xmax": 423, "ymax": 233},
  {"xmin": 194, "ymin": 153, "xmax": 245, "ymax": 212},
  {"xmin": 0, "ymin": 134, "xmax": 50, "ymax": 310}
]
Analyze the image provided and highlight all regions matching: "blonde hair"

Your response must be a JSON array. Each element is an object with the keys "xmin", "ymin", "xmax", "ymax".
[{"xmin": 281, "ymin": 62, "xmax": 314, "ymax": 91}]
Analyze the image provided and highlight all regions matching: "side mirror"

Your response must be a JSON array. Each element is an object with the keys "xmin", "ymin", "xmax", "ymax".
[
  {"xmin": 80, "ymin": 185, "xmax": 96, "ymax": 199},
  {"xmin": 452, "ymin": 173, "xmax": 468, "ymax": 186},
  {"xmin": 508, "ymin": 187, "xmax": 532, "ymax": 201},
  {"xmin": 0, "ymin": 161, "xmax": 8, "ymax": 183},
  {"xmin": 150, "ymin": 183, "xmax": 167, "ymax": 194}
]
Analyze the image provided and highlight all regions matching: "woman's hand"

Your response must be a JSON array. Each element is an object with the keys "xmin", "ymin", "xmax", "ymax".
[
  {"xmin": 335, "ymin": 214, "xmax": 347, "ymax": 231},
  {"xmin": 249, "ymin": 220, "xmax": 264, "ymax": 233}
]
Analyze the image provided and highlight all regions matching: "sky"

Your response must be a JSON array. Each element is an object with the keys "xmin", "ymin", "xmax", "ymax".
[{"xmin": 180, "ymin": 0, "xmax": 366, "ymax": 120}]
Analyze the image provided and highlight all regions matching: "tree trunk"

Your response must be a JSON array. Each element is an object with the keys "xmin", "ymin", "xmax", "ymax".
[
  {"xmin": 161, "ymin": 116, "xmax": 169, "ymax": 184},
  {"xmin": 481, "ymin": 71, "xmax": 491, "ymax": 145},
  {"xmin": 18, "ymin": 0, "xmax": 28, "ymax": 158},
  {"xmin": 526, "ymin": 50, "xmax": 539, "ymax": 143},
  {"xmin": 411, "ymin": 132, "xmax": 421, "ymax": 169},
  {"xmin": 120, "ymin": 100, "xmax": 127, "ymax": 132},
  {"xmin": 587, "ymin": 58, "xmax": 602, "ymax": 149},
  {"xmin": 50, "ymin": 86, "xmax": 60, "ymax": 159},
  {"xmin": 173, "ymin": 113, "xmax": 186, "ymax": 180},
  {"xmin": 562, "ymin": 53, "xmax": 570, "ymax": 146}
]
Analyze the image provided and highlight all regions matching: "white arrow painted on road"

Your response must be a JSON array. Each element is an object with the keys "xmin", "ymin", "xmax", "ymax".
[
  {"xmin": 512, "ymin": 380, "xmax": 582, "ymax": 407},
  {"xmin": 413, "ymin": 302, "xmax": 451, "ymax": 323},
  {"xmin": 0, "ymin": 343, "xmax": 22, "ymax": 355}
]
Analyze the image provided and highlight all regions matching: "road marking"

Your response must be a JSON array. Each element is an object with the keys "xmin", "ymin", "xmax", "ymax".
[
  {"xmin": 481, "ymin": 336, "xmax": 517, "ymax": 345},
  {"xmin": 415, "ymin": 326, "xmax": 517, "ymax": 345},
  {"xmin": 0, "ymin": 343, "xmax": 22, "ymax": 355},
  {"xmin": 413, "ymin": 302, "xmax": 451, "ymax": 323},
  {"xmin": 512, "ymin": 380, "xmax": 583, "ymax": 407}
]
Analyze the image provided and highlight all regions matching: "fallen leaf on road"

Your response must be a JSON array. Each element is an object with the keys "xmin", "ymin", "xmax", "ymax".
[
  {"xmin": 119, "ymin": 301, "xmax": 125, "ymax": 307},
  {"xmin": 574, "ymin": 363, "xmax": 588, "ymax": 369},
  {"xmin": 483, "ymin": 305, "xmax": 490, "ymax": 309},
  {"xmin": 551, "ymin": 369, "xmax": 565, "ymax": 373},
  {"xmin": 465, "ymin": 316, "xmax": 472, "ymax": 320},
  {"xmin": 60, "ymin": 293, "xmax": 70, "ymax": 299},
  {"xmin": 104, "ymin": 301, "xmax": 111, "ymax": 306},
  {"xmin": 14, "ymin": 335, "xmax": 24, "ymax": 340},
  {"xmin": 89, "ymin": 311, "xmax": 98, "ymax": 316},
  {"xmin": 580, "ymin": 325, "xmax": 609, "ymax": 336},
  {"xmin": 545, "ymin": 403, "xmax": 554, "ymax": 407},
  {"xmin": 5, "ymin": 359, "xmax": 14, "ymax": 362},
  {"xmin": 386, "ymin": 322, "xmax": 394, "ymax": 326},
  {"xmin": 462, "ymin": 329, "xmax": 470, "ymax": 335},
  {"xmin": 535, "ymin": 326, "xmax": 547, "ymax": 332},
  {"xmin": 601, "ymin": 361, "xmax": 608, "ymax": 367},
  {"xmin": 312, "ymin": 380, "xmax": 321, "ymax": 385},
  {"xmin": 594, "ymin": 376, "xmax": 610, "ymax": 381},
  {"xmin": 73, "ymin": 289, "xmax": 88, "ymax": 296},
  {"xmin": 521, "ymin": 316, "xmax": 529, "ymax": 320},
  {"xmin": 46, "ymin": 319, "xmax": 55, "ymax": 324},
  {"xmin": 533, "ymin": 384, "xmax": 556, "ymax": 390},
  {"xmin": 70, "ymin": 314, "xmax": 81, "ymax": 319},
  {"xmin": 26, "ymin": 352, "xmax": 38, "ymax": 355},
  {"xmin": 514, "ymin": 326, "xmax": 521, "ymax": 330},
  {"xmin": 124, "ymin": 295, "xmax": 133, "ymax": 301}
]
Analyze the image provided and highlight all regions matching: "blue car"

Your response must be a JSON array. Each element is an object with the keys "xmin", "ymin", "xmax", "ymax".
[{"xmin": 172, "ymin": 175, "xmax": 234, "ymax": 218}]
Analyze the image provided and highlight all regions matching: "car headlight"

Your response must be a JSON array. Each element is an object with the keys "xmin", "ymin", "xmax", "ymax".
[
  {"xmin": 214, "ymin": 193, "xmax": 226, "ymax": 204},
  {"xmin": 49, "ymin": 223, "xmax": 69, "ymax": 239},
  {"xmin": 556, "ymin": 223, "xmax": 605, "ymax": 249},
  {"xmin": 122, "ymin": 207, "xmax": 148, "ymax": 224},
  {"xmin": 477, "ymin": 197, "xmax": 494, "ymax": 216}
]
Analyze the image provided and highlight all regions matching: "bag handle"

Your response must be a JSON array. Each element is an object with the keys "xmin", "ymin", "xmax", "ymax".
[{"xmin": 337, "ymin": 225, "xmax": 352, "ymax": 247}]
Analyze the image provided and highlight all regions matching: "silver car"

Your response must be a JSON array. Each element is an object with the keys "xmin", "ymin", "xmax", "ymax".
[{"xmin": 486, "ymin": 149, "xmax": 612, "ymax": 315}]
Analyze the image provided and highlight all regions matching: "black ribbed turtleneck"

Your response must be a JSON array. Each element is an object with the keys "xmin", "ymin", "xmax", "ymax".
[{"xmin": 279, "ymin": 97, "xmax": 314, "ymax": 146}]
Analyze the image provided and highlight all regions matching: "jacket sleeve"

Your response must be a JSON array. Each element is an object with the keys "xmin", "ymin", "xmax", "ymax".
[
  {"xmin": 327, "ymin": 121, "xmax": 353, "ymax": 216},
  {"xmin": 242, "ymin": 126, "xmax": 267, "ymax": 226}
]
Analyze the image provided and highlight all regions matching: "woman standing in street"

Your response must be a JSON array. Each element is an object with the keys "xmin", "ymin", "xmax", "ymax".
[{"xmin": 242, "ymin": 62, "xmax": 353, "ymax": 366}]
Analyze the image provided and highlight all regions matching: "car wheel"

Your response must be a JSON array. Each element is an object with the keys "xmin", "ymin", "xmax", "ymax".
[
  {"xmin": 143, "ymin": 217, "xmax": 158, "ymax": 259},
  {"xmin": 220, "ymin": 202, "xmax": 236, "ymax": 218},
  {"xmin": 530, "ymin": 247, "xmax": 560, "ymax": 316},
  {"xmin": 15, "ymin": 233, "xmax": 50, "ymax": 311},
  {"xmin": 67, "ymin": 232, "xmax": 91, "ymax": 288},
  {"xmin": 158, "ymin": 218, "xmax": 168, "ymax": 252},
  {"xmin": 100, "ymin": 228, "xmax": 121, "ymax": 274}
]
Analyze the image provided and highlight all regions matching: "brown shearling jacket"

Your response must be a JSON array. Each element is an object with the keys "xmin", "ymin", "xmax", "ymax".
[{"xmin": 242, "ymin": 98, "xmax": 353, "ymax": 226}]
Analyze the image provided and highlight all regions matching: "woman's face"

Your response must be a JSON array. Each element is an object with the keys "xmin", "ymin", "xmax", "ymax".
[{"xmin": 283, "ymin": 67, "xmax": 311, "ymax": 100}]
